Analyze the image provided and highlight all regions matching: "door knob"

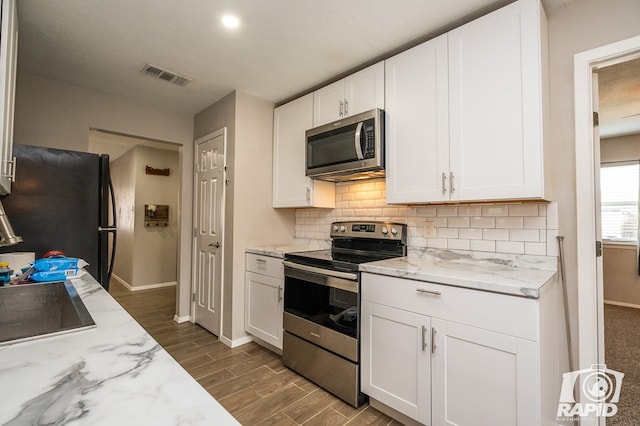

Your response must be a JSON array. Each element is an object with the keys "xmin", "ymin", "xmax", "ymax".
[{"xmin": 208, "ymin": 242, "xmax": 220, "ymax": 249}]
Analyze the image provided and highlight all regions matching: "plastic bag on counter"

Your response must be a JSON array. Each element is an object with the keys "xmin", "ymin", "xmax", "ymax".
[
  {"xmin": 32, "ymin": 257, "xmax": 88, "ymax": 272},
  {"xmin": 30, "ymin": 268, "xmax": 82, "ymax": 282}
]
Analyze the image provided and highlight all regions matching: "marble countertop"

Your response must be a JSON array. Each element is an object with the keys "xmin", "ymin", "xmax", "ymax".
[
  {"xmin": 360, "ymin": 249, "xmax": 558, "ymax": 299},
  {"xmin": 0, "ymin": 275, "xmax": 239, "ymax": 425},
  {"xmin": 246, "ymin": 238, "xmax": 330, "ymax": 258}
]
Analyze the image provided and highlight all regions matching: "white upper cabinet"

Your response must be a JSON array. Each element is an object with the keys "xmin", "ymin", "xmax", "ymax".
[
  {"xmin": 386, "ymin": 0, "xmax": 550, "ymax": 204},
  {"xmin": 0, "ymin": 0, "xmax": 18, "ymax": 195},
  {"xmin": 313, "ymin": 62, "xmax": 385, "ymax": 127},
  {"xmin": 385, "ymin": 35, "xmax": 449, "ymax": 204},
  {"xmin": 272, "ymin": 94, "xmax": 335, "ymax": 208}
]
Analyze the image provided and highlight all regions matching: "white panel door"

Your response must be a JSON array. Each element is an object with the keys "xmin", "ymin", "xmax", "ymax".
[
  {"xmin": 245, "ymin": 271, "xmax": 283, "ymax": 349},
  {"xmin": 448, "ymin": 0, "xmax": 543, "ymax": 201},
  {"xmin": 361, "ymin": 301, "xmax": 430, "ymax": 424},
  {"xmin": 385, "ymin": 34, "xmax": 449, "ymax": 204},
  {"xmin": 431, "ymin": 319, "xmax": 539, "ymax": 426},
  {"xmin": 344, "ymin": 61, "xmax": 385, "ymax": 118},
  {"xmin": 313, "ymin": 80, "xmax": 344, "ymax": 126},
  {"xmin": 193, "ymin": 130, "xmax": 225, "ymax": 336}
]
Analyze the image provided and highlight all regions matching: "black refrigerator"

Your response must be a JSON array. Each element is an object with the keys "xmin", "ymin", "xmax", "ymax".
[{"xmin": 0, "ymin": 144, "xmax": 117, "ymax": 289}]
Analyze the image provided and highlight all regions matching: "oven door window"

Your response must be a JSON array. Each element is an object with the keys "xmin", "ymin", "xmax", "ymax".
[{"xmin": 284, "ymin": 276, "xmax": 358, "ymax": 338}]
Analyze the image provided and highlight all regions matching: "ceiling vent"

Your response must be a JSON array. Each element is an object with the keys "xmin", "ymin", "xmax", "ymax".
[{"xmin": 141, "ymin": 64, "xmax": 193, "ymax": 87}]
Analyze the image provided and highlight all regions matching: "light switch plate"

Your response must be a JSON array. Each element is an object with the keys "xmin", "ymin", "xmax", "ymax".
[{"xmin": 424, "ymin": 221, "xmax": 435, "ymax": 238}]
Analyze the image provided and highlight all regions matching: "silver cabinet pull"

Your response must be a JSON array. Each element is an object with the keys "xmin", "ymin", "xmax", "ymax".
[
  {"xmin": 278, "ymin": 285, "xmax": 283, "ymax": 301},
  {"xmin": 441, "ymin": 172, "xmax": 447, "ymax": 194},
  {"xmin": 450, "ymin": 171, "xmax": 455, "ymax": 194},
  {"xmin": 416, "ymin": 288, "xmax": 442, "ymax": 296},
  {"xmin": 431, "ymin": 327, "xmax": 437, "ymax": 353},
  {"xmin": 339, "ymin": 100, "xmax": 344, "ymax": 117},
  {"xmin": 344, "ymin": 99, "xmax": 349, "ymax": 116},
  {"xmin": 306, "ymin": 186, "xmax": 311, "ymax": 201},
  {"xmin": 421, "ymin": 325, "xmax": 427, "ymax": 351},
  {"xmin": 7, "ymin": 157, "xmax": 16, "ymax": 181}
]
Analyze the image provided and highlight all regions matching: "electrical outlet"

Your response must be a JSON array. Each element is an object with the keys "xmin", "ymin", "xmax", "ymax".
[{"xmin": 424, "ymin": 221, "xmax": 435, "ymax": 238}]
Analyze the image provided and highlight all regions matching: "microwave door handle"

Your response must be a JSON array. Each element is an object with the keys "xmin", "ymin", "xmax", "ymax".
[{"xmin": 354, "ymin": 121, "xmax": 364, "ymax": 160}]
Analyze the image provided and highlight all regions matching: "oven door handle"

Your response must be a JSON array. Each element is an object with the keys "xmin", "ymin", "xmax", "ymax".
[{"xmin": 283, "ymin": 261, "xmax": 358, "ymax": 281}]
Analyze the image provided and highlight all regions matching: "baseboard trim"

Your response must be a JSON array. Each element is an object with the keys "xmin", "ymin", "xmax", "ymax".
[
  {"xmin": 219, "ymin": 334, "xmax": 253, "ymax": 348},
  {"xmin": 604, "ymin": 300, "xmax": 640, "ymax": 310},
  {"xmin": 173, "ymin": 315, "xmax": 191, "ymax": 323},
  {"xmin": 112, "ymin": 274, "xmax": 177, "ymax": 292}
]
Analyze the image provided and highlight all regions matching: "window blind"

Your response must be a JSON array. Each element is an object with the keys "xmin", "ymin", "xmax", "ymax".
[{"xmin": 600, "ymin": 162, "xmax": 640, "ymax": 242}]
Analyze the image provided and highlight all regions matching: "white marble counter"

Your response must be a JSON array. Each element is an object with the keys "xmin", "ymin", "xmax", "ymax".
[
  {"xmin": 246, "ymin": 238, "xmax": 330, "ymax": 258},
  {"xmin": 0, "ymin": 275, "xmax": 239, "ymax": 425},
  {"xmin": 360, "ymin": 249, "xmax": 557, "ymax": 299}
]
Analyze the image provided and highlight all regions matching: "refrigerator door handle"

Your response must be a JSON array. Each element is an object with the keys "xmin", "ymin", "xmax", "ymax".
[{"xmin": 106, "ymin": 177, "xmax": 117, "ymax": 285}]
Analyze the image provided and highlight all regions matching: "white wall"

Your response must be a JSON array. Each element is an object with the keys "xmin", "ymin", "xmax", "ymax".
[
  {"xmin": 546, "ymin": 0, "xmax": 640, "ymax": 363},
  {"xmin": 111, "ymin": 147, "xmax": 136, "ymax": 284},
  {"xmin": 14, "ymin": 73, "xmax": 195, "ymax": 315},
  {"xmin": 133, "ymin": 146, "xmax": 180, "ymax": 287}
]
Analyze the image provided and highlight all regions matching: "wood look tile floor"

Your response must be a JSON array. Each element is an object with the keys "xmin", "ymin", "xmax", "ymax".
[{"xmin": 109, "ymin": 281, "xmax": 400, "ymax": 425}]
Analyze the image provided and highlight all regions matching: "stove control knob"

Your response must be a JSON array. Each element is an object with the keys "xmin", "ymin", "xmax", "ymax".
[
  {"xmin": 332, "ymin": 225, "xmax": 339, "ymax": 232},
  {"xmin": 339, "ymin": 225, "xmax": 346, "ymax": 232},
  {"xmin": 391, "ymin": 227, "xmax": 398, "ymax": 235},
  {"xmin": 381, "ymin": 227, "xmax": 389, "ymax": 235}
]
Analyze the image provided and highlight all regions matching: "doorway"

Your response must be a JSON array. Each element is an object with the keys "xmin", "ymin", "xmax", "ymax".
[
  {"xmin": 575, "ymin": 34, "xmax": 640, "ymax": 424},
  {"xmin": 88, "ymin": 129, "xmax": 182, "ymax": 293},
  {"xmin": 192, "ymin": 128, "xmax": 227, "ymax": 337}
]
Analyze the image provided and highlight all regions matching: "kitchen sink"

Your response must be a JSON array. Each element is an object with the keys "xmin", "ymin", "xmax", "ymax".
[{"xmin": 0, "ymin": 281, "xmax": 96, "ymax": 346}]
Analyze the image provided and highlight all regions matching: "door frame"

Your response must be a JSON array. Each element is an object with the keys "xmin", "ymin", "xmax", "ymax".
[
  {"xmin": 574, "ymin": 35, "xmax": 640, "ymax": 422},
  {"xmin": 191, "ymin": 128, "xmax": 227, "ymax": 333}
]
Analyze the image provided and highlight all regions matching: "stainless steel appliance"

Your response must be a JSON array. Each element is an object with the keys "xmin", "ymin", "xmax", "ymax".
[
  {"xmin": 0, "ymin": 144, "xmax": 117, "ymax": 290},
  {"xmin": 305, "ymin": 109, "xmax": 384, "ymax": 181},
  {"xmin": 283, "ymin": 221, "xmax": 406, "ymax": 407}
]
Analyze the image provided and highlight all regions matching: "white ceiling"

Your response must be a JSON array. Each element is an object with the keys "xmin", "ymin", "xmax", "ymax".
[{"xmin": 17, "ymin": 0, "xmax": 581, "ymax": 117}]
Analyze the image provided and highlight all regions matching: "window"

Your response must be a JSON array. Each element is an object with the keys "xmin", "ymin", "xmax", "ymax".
[{"xmin": 600, "ymin": 161, "xmax": 640, "ymax": 243}]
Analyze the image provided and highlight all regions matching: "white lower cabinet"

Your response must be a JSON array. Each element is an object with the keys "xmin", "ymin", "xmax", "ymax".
[
  {"xmin": 361, "ymin": 301, "xmax": 431, "ymax": 424},
  {"xmin": 245, "ymin": 253, "xmax": 284, "ymax": 350},
  {"xmin": 361, "ymin": 272, "xmax": 561, "ymax": 426}
]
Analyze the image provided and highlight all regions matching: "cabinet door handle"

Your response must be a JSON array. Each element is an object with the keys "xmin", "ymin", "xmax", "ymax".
[
  {"xmin": 431, "ymin": 327, "xmax": 437, "ymax": 354},
  {"xmin": 344, "ymin": 99, "xmax": 349, "ymax": 116},
  {"xmin": 278, "ymin": 285, "xmax": 283, "ymax": 301},
  {"xmin": 4, "ymin": 157, "xmax": 16, "ymax": 181},
  {"xmin": 416, "ymin": 288, "xmax": 442, "ymax": 296},
  {"xmin": 421, "ymin": 325, "xmax": 427, "ymax": 351},
  {"xmin": 441, "ymin": 172, "xmax": 447, "ymax": 194},
  {"xmin": 339, "ymin": 100, "xmax": 344, "ymax": 117},
  {"xmin": 450, "ymin": 171, "xmax": 456, "ymax": 194},
  {"xmin": 306, "ymin": 186, "xmax": 311, "ymax": 201}
]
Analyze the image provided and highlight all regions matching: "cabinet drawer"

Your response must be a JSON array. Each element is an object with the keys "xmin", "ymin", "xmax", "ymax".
[
  {"xmin": 361, "ymin": 273, "xmax": 538, "ymax": 340},
  {"xmin": 246, "ymin": 253, "xmax": 284, "ymax": 278}
]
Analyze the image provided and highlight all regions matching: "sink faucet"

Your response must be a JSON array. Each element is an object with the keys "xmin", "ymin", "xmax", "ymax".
[{"xmin": 0, "ymin": 200, "xmax": 22, "ymax": 247}]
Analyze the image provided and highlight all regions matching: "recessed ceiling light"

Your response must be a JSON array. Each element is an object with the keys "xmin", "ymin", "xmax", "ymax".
[{"xmin": 222, "ymin": 14, "xmax": 240, "ymax": 29}]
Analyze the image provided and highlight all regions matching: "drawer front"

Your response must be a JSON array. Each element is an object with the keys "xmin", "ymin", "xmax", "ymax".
[
  {"xmin": 361, "ymin": 273, "xmax": 538, "ymax": 340},
  {"xmin": 246, "ymin": 253, "xmax": 284, "ymax": 278}
]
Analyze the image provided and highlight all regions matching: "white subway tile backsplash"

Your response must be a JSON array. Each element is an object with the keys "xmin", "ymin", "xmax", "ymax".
[
  {"xmin": 508, "ymin": 204, "xmax": 539, "ymax": 217},
  {"xmin": 470, "ymin": 216, "xmax": 495, "ymax": 229},
  {"xmin": 295, "ymin": 179, "xmax": 557, "ymax": 257},
  {"xmin": 458, "ymin": 205, "xmax": 482, "ymax": 216},
  {"xmin": 448, "ymin": 216, "xmax": 470, "ymax": 228},
  {"xmin": 481, "ymin": 205, "xmax": 509, "ymax": 216},
  {"xmin": 448, "ymin": 239, "xmax": 470, "ymax": 250},
  {"xmin": 524, "ymin": 216, "xmax": 546, "ymax": 229},
  {"xmin": 470, "ymin": 240, "xmax": 496, "ymax": 252},
  {"xmin": 496, "ymin": 241, "xmax": 525, "ymax": 254},
  {"xmin": 437, "ymin": 227, "xmax": 459, "ymax": 239},
  {"xmin": 459, "ymin": 228, "xmax": 484, "ymax": 240},
  {"xmin": 509, "ymin": 229, "xmax": 540, "ymax": 242},
  {"xmin": 496, "ymin": 217, "xmax": 524, "ymax": 229},
  {"xmin": 436, "ymin": 206, "xmax": 458, "ymax": 217},
  {"xmin": 483, "ymin": 228, "xmax": 509, "ymax": 241}
]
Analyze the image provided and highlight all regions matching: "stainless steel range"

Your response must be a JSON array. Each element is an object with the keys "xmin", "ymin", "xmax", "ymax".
[{"xmin": 282, "ymin": 221, "xmax": 407, "ymax": 407}]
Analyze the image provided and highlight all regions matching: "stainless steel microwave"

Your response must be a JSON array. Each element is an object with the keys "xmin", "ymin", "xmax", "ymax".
[{"xmin": 305, "ymin": 109, "xmax": 384, "ymax": 181}]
